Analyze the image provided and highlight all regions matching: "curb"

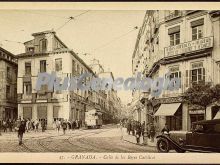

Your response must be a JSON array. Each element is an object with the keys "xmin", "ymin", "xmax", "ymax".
[{"xmin": 122, "ymin": 135, "xmax": 156, "ymax": 147}]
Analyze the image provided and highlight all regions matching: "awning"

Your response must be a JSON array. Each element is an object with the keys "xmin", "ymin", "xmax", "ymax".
[
  {"xmin": 154, "ymin": 103, "xmax": 181, "ymax": 116},
  {"xmin": 214, "ymin": 110, "xmax": 220, "ymax": 119}
]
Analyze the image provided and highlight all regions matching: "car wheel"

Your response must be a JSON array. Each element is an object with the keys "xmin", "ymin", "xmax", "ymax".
[{"xmin": 157, "ymin": 138, "xmax": 170, "ymax": 153}]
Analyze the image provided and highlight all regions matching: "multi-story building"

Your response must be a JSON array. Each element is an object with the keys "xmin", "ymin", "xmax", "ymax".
[
  {"xmin": 132, "ymin": 10, "xmax": 220, "ymax": 132},
  {"xmin": 17, "ymin": 30, "xmax": 102, "ymax": 128},
  {"xmin": 0, "ymin": 47, "xmax": 17, "ymax": 121}
]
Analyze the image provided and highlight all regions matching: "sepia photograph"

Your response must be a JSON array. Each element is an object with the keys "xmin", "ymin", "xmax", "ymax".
[{"xmin": 0, "ymin": 2, "xmax": 220, "ymax": 164}]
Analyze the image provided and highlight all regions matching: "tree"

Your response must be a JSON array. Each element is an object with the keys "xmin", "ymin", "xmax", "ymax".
[
  {"xmin": 211, "ymin": 84, "xmax": 220, "ymax": 103},
  {"xmin": 183, "ymin": 83, "xmax": 214, "ymax": 110}
]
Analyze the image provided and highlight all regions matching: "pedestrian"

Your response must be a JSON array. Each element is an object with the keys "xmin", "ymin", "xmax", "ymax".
[
  {"xmin": 41, "ymin": 119, "xmax": 46, "ymax": 132},
  {"xmin": 8, "ymin": 119, "xmax": 13, "ymax": 132},
  {"xmin": 161, "ymin": 123, "xmax": 169, "ymax": 134},
  {"xmin": 136, "ymin": 122, "xmax": 142, "ymax": 144},
  {"xmin": 2, "ymin": 119, "xmax": 7, "ymax": 132},
  {"xmin": 26, "ymin": 119, "xmax": 30, "ymax": 132},
  {"xmin": 31, "ymin": 120, "xmax": 35, "ymax": 130},
  {"xmin": 119, "ymin": 120, "xmax": 123, "ymax": 132},
  {"xmin": 56, "ymin": 119, "xmax": 61, "ymax": 134},
  {"xmin": 131, "ymin": 121, "xmax": 135, "ymax": 136},
  {"xmin": 67, "ymin": 120, "xmax": 71, "ymax": 130},
  {"xmin": 34, "ymin": 119, "xmax": 39, "ymax": 132},
  {"xmin": 62, "ymin": 119, "xmax": 67, "ymax": 135},
  {"xmin": 76, "ymin": 120, "xmax": 79, "ymax": 129},
  {"xmin": 149, "ymin": 123, "xmax": 156, "ymax": 142},
  {"xmin": 18, "ymin": 120, "xmax": 26, "ymax": 145},
  {"xmin": 141, "ymin": 121, "xmax": 145, "ymax": 140},
  {"xmin": 72, "ymin": 120, "xmax": 76, "ymax": 131}
]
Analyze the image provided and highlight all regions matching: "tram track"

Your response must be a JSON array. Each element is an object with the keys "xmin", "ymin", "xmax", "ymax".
[{"xmin": 20, "ymin": 127, "xmax": 112, "ymax": 152}]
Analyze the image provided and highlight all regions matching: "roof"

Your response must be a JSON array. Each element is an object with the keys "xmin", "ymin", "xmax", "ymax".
[
  {"xmin": 0, "ymin": 47, "xmax": 17, "ymax": 64},
  {"xmin": 193, "ymin": 119, "xmax": 220, "ymax": 125},
  {"xmin": 32, "ymin": 30, "xmax": 55, "ymax": 36},
  {"xmin": 0, "ymin": 47, "xmax": 16, "ymax": 58},
  {"xmin": 16, "ymin": 52, "xmax": 49, "ymax": 58}
]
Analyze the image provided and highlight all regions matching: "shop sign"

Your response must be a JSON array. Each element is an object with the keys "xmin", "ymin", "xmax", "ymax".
[{"xmin": 164, "ymin": 36, "xmax": 213, "ymax": 57}]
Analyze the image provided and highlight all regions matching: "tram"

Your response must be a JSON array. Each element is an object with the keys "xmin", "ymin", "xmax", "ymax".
[{"xmin": 85, "ymin": 109, "xmax": 103, "ymax": 129}]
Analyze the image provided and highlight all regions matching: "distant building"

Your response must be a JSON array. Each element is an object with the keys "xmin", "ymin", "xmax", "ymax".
[
  {"xmin": 0, "ymin": 47, "xmax": 17, "ymax": 121},
  {"xmin": 132, "ymin": 10, "xmax": 220, "ymax": 132}
]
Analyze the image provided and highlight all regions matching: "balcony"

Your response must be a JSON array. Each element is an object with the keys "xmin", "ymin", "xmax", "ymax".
[
  {"xmin": 164, "ymin": 36, "xmax": 214, "ymax": 58},
  {"xmin": 22, "ymin": 94, "xmax": 32, "ymax": 100},
  {"xmin": 165, "ymin": 11, "xmax": 182, "ymax": 22}
]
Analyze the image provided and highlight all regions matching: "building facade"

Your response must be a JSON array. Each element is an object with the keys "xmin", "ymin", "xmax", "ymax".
[
  {"xmin": 17, "ymin": 30, "xmax": 123, "ymax": 128},
  {"xmin": 0, "ymin": 47, "xmax": 17, "ymax": 121},
  {"xmin": 132, "ymin": 10, "xmax": 220, "ymax": 132},
  {"xmin": 17, "ymin": 30, "xmax": 107, "ymax": 128},
  {"xmin": 90, "ymin": 60, "xmax": 123, "ymax": 123}
]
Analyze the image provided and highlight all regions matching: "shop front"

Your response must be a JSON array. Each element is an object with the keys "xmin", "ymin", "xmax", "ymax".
[{"xmin": 154, "ymin": 102, "xmax": 182, "ymax": 131}]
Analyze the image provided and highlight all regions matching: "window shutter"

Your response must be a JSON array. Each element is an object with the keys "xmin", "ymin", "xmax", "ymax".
[
  {"xmin": 179, "ymin": 71, "xmax": 181, "ymax": 87},
  {"xmin": 168, "ymin": 25, "xmax": 180, "ymax": 35},
  {"xmin": 190, "ymin": 18, "xmax": 204, "ymax": 28},
  {"xmin": 23, "ymin": 107, "xmax": 32, "ymax": 119},
  {"xmin": 37, "ymin": 106, "xmax": 47, "ymax": 119},
  {"xmin": 185, "ymin": 70, "xmax": 188, "ymax": 87},
  {"xmin": 189, "ymin": 70, "xmax": 192, "ymax": 87},
  {"xmin": 53, "ymin": 106, "xmax": 60, "ymax": 118},
  {"xmin": 203, "ymin": 68, "xmax": 206, "ymax": 83}
]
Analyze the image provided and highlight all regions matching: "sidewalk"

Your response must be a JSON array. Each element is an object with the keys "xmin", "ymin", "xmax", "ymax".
[{"xmin": 121, "ymin": 128, "xmax": 157, "ymax": 147}]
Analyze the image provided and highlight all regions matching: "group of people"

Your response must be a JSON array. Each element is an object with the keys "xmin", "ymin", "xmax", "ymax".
[
  {"xmin": 53, "ymin": 119, "xmax": 83, "ymax": 135},
  {"xmin": 0, "ymin": 118, "xmax": 20, "ymax": 132},
  {"xmin": 0, "ymin": 117, "xmax": 84, "ymax": 145},
  {"xmin": 125, "ymin": 120, "xmax": 156, "ymax": 144},
  {"xmin": 0, "ymin": 118, "xmax": 47, "ymax": 133}
]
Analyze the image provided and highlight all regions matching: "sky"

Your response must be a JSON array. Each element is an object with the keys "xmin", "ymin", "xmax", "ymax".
[{"xmin": 0, "ymin": 10, "xmax": 145, "ymax": 105}]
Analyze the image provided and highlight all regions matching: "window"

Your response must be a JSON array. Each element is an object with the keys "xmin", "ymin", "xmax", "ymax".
[
  {"xmin": 192, "ymin": 25, "xmax": 203, "ymax": 40},
  {"xmin": 40, "ymin": 60, "xmax": 47, "ymax": 72},
  {"xmin": 191, "ymin": 18, "xmax": 204, "ymax": 40},
  {"xmin": 168, "ymin": 66, "xmax": 181, "ymax": 87},
  {"xmin": 7, "ymin": 66, "xmax": 11, "ymax": 80},
  {"xmin": 28, "ymin": 47, "xmax": 35, "ymax": 53},
  {"xmin": 170, "ymin": 32, "xmax": 180, "ymax": 46},
  {"xmin": 72, "ymin": 60, "xmax": 76, "ymax": 75},
  {"xmin": 39, "ymin": 39, "xmax": 47, "ymax": 52},
  {"xmin": 24, "ymin": 82, "xmax": 32, "ymax": 95},
  {"xmin": 55, "ymin": 58, "xmax": 62, "ymax": 72},
  {"xmin": 6, "ymin": 85, "xmax": 10, "ymax": 99},
  {"xmin": 25, "ymin": 62, "xmax": 31, "ymax": 75},
  {"xmin": 192, "ymin": 68, "xmax": 204, "ymax": 84},
  {"xmin": 77, "ymin": 64, "xmax": 80, "ymax": 75},
  {"xmin": 191, "ymin": 62, "xmax": 205, "ymax": 85},
  {"xmin": 168, "ymin": 26, "xmax": 180, "ymax": 46}
]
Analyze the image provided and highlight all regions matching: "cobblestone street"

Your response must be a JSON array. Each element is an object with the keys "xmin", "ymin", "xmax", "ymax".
[{"xmin": 0, "ymin": 125, "xmax": 157, "ymax": 153}]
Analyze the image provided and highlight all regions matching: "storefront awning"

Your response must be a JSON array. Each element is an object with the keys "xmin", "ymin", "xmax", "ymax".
[
  {"xmin": 214, "ymin": 110, "xmax": 220, "ymax": 119},
  {"xmin": 154, "ymin": 103, "xmax": 181, "ymax": 116}
]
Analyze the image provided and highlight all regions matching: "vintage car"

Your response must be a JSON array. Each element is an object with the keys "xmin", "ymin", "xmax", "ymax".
[{"xmin": 156, "ymin": 119, "xmax": 220, "ymax": 153}]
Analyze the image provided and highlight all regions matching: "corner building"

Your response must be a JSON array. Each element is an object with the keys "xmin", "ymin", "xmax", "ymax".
[
  {"xmin": 132, "ymin": 10, "xmax": 220, "ymax": 132},
  {"xmin": 17, "ymin": 30, "xmax": 98, "ymax": 128}
]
